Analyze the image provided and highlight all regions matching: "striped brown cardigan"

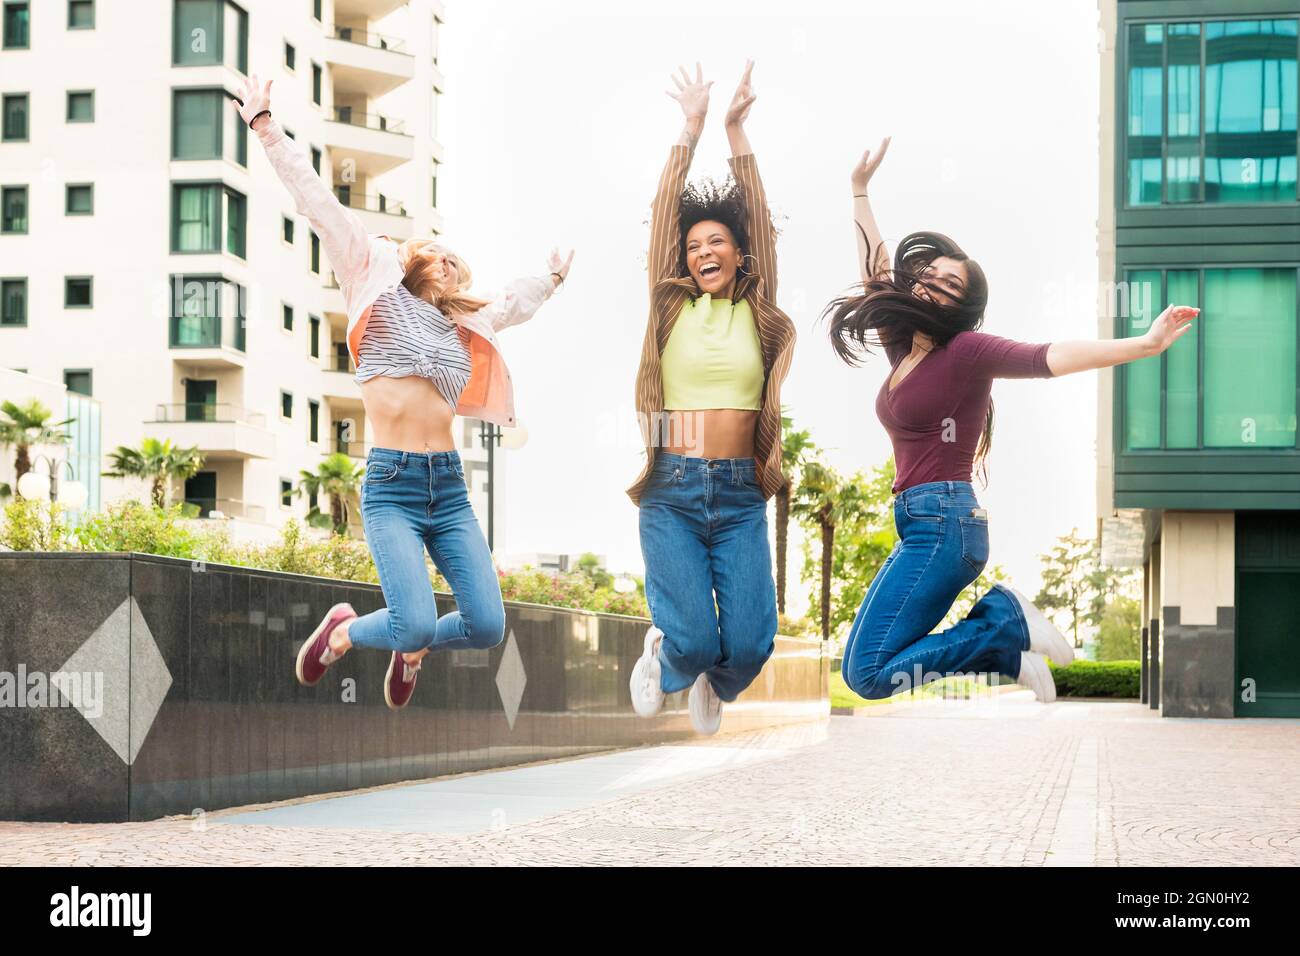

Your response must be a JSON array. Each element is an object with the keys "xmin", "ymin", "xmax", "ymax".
[{"xmin": 627, "ymin": 144, "xmax": 797, "ymax": 506}]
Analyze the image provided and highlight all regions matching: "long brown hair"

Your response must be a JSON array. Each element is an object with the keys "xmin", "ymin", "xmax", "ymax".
[
  {"xmin": 397, "ymin": 239, "xmax": 493, "ymax": 317},
  {"xmin": 822, "ymin": 231, "xmax": 998, "ymax": 487}
]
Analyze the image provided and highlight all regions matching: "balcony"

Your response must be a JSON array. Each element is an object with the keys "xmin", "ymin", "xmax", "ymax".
[
  {"xmin": 168, "ymin": 311, "xmax": 246, "ymax": 370},
  {"xmin": 333, "ymin": 0, "xmax": 408, "ymax": 21},
  {"xmin": 332, "ymin": 438, "xmax": 371, "ymax": 459},
  {"xmin": 148, "ymin": 403, "xmax": 275, "ymax": 461},
  {"xmin": 183, "ymin": 497, "xmax": 267, "ymax": 523},
  {"xmin": 325, "ymin": 26, "xmax": 413, "ymax": 98},
  {"xmin": 334, "ymin": 187, "xmax": 413, "ymax": 239},
  {"xmin": 323, "ymin": 352, "xmax": 360, "ymax": 400},
  {"xmin": 325, "ymin": 107, "xmax": 413, "ymax": 177}
]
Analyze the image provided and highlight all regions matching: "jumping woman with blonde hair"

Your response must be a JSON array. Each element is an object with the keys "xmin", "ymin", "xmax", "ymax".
[{"xmin": 233, "ymin": 74, "xmax": 573, "ymax": 710}]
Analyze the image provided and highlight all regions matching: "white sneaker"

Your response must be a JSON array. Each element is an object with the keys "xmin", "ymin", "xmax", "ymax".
[
  {"xmin": 630, "ymin": 625, "xmax": 666, "ymax": 717},
  {"xmin": 688, "ymin": 673, "xmax": 722, "ymax": 735},
  {"xmin": 1004, "ymin": 587, "xmax": 1075, "ymax": 666},
  {"xmin": 1016, "ymin": 651, "xmax": 1057, "ymax": 702}
]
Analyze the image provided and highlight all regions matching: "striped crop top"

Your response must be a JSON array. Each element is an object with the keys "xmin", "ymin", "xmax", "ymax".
[{"xmin": 354, "ymin": 284, "xmax": 473, "ymax": 409}]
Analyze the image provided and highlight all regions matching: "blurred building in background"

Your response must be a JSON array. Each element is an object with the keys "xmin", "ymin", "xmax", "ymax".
[{"xmin": 1096, "ymin": 0, "xmax": 1298, "ymax": 717}]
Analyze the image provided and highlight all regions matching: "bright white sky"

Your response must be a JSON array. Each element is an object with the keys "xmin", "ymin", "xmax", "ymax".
[{"xmin": 438, "ymin": 0, "xmax": 1104, "ymax": 617}]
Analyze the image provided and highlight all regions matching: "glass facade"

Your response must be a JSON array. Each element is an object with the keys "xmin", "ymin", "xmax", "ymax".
[
  {"xmin": 63, "ymin": 390, "xmax": 101, "ymax": 521},
  {"xmin": 1123, "ymin": 267, "xmax": 1297, "ymax": 450},
  {"xmin": 1126, "ymin": 17, "xmax": 1298, "ymax": 205}
]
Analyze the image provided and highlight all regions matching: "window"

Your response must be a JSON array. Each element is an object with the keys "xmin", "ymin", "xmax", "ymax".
[
  {"xmin": 1125, "ymin": 17, "xmax": 1299, "ymax": 205},
  {"xmin": 1122, "ymin": 266, "xmax": 1297, "ymax": 450},
  {"xmin": 64, "ymin": 276, "xmax": 92, "ymax": 308},
  {"xmin": 172, "ymin": 88, "xmax": 246, "ymax": 165},
  {"xmin": 309, "ymin": 314, "xmax": 320, "ymax": 358},
  {"xmin": 308, "ymin": 399, "xmax": 319, "ymax": 443},
  {"xmin": 431, "ymin": 14, "xmax": 440, "ymax": 65},
  {"xmin": 1, "ymin": 278, "xmax": 25, "ymax": 326},
  {"xmin": 312, "ymin": 0, "xmax": 321, "ymax": 22},
  {"xmin": 1, "ymin": 185, "xmax": 26, "ymax": 233},
  {"xmin": 280, "ymin": 479, "xmax": 293, "ymax": 508},
  {"xmin": 65, "ymin": 183, "xmax": 93, "ymax": 214},
  {"xmin": 310, "ymin": 231, "xmax": 320, "ymax": 273},
  {"xmin": 68, "ymin": 1, "xmax": 93, "ymax": 29},
  {"xmin": 282, "ymin": 303, "xmax": 293, "ymax": 331},
  {"xmin": 172, "ymin": 0, "xmax": 247, "ymax": 73},
  {"xmin": 3, "ymin": 93, "xmax": 28, "ymax": 141},
  {"xmin": 3, "ymin": 2, "xmax": 29, "ymax": 49},
  {"xmin": 283, "ymin": 127, "xmax": 295, "ymax": 141},
  {"xmin": 311, "ymin": 62, "xmax": 322, "ymax": 105},
  {"xmin": 66, "ymin": 90, "xmax": 94, "ymax": 122},
  {"xmin": 171, "ymin": 182, "xmax": 247, "ymax": 257},
  {"xmin": 169, "ymin": 274, "xmax": 245, "ymax": 351},
  {"xmin": 310, "ymin": 146, "xmax": 321, "ymax": 174},
  {"xmin": 280, "ymin": 390, "xmax": 292, "ymax": 418},
  {"xmin": 431, "ymin": 160, "xmax": 439, "ymax": 207},
  {"xmin": 64, "ymin": 370, "xmax": 92, "ymax": 397},
  {"xmin": 284, "ymin": 41, "xmax": 295, "ymax": 71},
  {"xmin": 281, "ymin": 215, "xmax": 294, "ymax": 244}
]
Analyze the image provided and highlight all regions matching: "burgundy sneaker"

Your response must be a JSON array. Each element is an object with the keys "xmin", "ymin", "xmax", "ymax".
[
  {"xmin": 295, "ymin": 603, "xmax": 357, "ymax": 687},
  {"xmin": 384, "ymin": 652, "xmax": 421, "ymax": 710}
]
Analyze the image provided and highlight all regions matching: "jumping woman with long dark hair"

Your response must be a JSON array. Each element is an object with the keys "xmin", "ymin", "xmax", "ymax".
[
  {"xmin": 232, "ymin": 75, "xmax": 573, "ymax": 710},
  {"xmin": 826, "ymin": 138, "xmax": 1196, "ymax": 702},
  {"xmin": 627, "ymin": 62, "xmax": 796, "ymax": 734}
]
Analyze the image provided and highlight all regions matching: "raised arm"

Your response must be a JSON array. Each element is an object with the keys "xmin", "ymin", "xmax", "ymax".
[
  {"xmin": 231, "ymin": 73, "xmax": 370, "ymax": 288},
  {"xmin": 850, "ymin": 138, "xmax": 892, "ymax": 284},
  {"xmin": 649, "ymin": 65, "xmax": 709, "ymax": 288},
  {"xmin": 480, "ymin": 249, "xmax": 574, "ymax": 333},
  {"xmin": 725, "ymin": 60, "xmax": 778, "ymax": 298},
  {"xmin": 1044, "ymin": 305, "xmax": 1198, "ymax": 376}
]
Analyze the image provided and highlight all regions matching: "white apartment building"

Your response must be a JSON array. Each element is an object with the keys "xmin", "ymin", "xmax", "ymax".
[{"xmin": 1, "ymin": 0, "xmax": 507, "ymax": 545}]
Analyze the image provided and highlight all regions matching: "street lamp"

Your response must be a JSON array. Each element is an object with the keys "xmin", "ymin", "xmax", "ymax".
[
  {"xmin": 476, "ymin": 421, "xmax": 528, "ymax": 551},
  {"xmin": 16, "ymin": 453, "xmax": 88, "ymax": 510}
]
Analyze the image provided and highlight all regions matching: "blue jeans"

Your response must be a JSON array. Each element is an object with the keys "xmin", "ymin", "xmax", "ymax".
[
  {"xmin": 840, "ymin": 480, "xmax": 1030, "ymax": 699},
  {"xmin": 346, "ymin": 448, "xmax": 505, "ymax": 655},
  {"xmin": 638, "ymin": 454, "xmax": 778, "ymax": 702}
]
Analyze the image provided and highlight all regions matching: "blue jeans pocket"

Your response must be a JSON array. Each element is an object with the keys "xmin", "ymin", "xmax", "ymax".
[
  {"xmin": 958, "ymin": 515, "xmax": 989, "ymax": 572},
  {"xmin": 903, "ymin": 493, "xmax": 943, "ymax": 521},
  {"xmin": 365, "ymin": 460, "xmax": 401, "ymax": 484}
]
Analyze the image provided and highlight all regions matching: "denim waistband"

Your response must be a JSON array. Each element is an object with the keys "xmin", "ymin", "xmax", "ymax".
[
  {"xmin": 893, "ymin": 480, "xmax": 975, "ymax": 501},
  {"xmin": 653, "ymin": 453, "xmax": 756, "ymax": 480},
  {"xmin": 367, "ymin": 446, "xmax": 462, "ymax": 468}
]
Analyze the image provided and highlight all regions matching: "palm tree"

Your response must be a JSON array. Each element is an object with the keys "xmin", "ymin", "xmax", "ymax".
[
  {"xmin": 103, "ymin": 438, "xmax": 205, "ymax": 508},
  {"xmin": 0, "ymin": 399, "xmax": 75, "ymax": 484},
  {"xmin": 297, "ymin": 452, "xmax": 364, "ymax": 535},
  {"xmin": 775, "ymin": 411, "xmax": 816, "ymax": 615},
  {"xmin": 791, "ymin": 458, "xmax": 846, "ymax": 641}
]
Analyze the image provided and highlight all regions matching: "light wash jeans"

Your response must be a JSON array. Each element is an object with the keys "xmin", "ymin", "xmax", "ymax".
[
  {"xmin": 638, "ymin": 454, "xmax": 778, "ymax": 702},
  {"xmin": 840, "ymin": 480, "xmax": 1030, "ymax": 699},
  {"xmin": 346, "ymin": 448, "xmax": 505, "ymax": 654}
]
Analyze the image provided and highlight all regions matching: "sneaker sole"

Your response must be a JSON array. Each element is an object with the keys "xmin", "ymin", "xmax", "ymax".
[
  {"xmin": 688, "ymin": 675, "xmax": 722, "ymax": 735},
  {"xmin": 630, "ymin": 627, "xmax": 665, "ymax": 718},
  {"xmin": 296, "ymin": 602, "xmax": 353, "ymax": 687},
  {"xmin": 1017, "ymin": 652, "xmax": 1057, "ymax": 703}
]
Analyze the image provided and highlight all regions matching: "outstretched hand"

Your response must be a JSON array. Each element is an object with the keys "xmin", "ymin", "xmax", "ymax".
[
  {"xmin": 548, "ymin": 248, "xmax": 575, "ymax": 285},
  {"xmin": 851, "ymin": 137, "xmax": 891, "ymax": 194},
  {"xmin": 231, "ymin": 72, "xmax": 273, "ymax": 130},
  {"xmin": 725, "ymin": 59, "xmax": 756, "ymax": 128},
  {"xmin": 666, "ymin": 63, "xmax": 712, "ymax": 121},
  {"xmin": 1144, "ymin": 304, "xmax": 1199, "ymax": 354}
]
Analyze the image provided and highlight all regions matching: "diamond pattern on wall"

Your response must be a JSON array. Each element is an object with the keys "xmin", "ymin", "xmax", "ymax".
[{"xmin": 494, "ymin": 628, "xmax": 526, "ymax": 730}]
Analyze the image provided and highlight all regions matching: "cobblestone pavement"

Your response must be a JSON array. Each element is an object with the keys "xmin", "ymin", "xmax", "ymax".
[{"xmin": 2, "ymin": 696, "xmax": 1297, "ymax": 866}]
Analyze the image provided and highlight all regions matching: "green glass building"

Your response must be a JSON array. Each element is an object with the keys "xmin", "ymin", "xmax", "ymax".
[{"xmin": 1098, "ymin": 0, "xmax": 1299, "ymax": 717}]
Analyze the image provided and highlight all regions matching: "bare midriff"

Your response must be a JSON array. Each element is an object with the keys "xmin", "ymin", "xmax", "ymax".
[
  {"xmin": 359, "ymin": 375, "xmax": 457, "ymax": 453},
  {"xmin": 661, "ymin": 408, "xmax": 758, "ymax": 459}
]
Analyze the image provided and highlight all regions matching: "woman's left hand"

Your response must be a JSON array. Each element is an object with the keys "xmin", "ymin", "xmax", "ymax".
[
  {"xmin": 548, "ymin": 248, "xmax": 575, "ymax": 286},
  {"xmin": 1144, "ymin": 304, "xmax": 1199, "ymax": 355},
  {"xmin": 725, "ymin": 59, "xmax": 756, "ymax": 128}
]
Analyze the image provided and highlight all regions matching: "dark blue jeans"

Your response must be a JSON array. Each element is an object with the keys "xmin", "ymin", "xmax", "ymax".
[
  {"xmin": 346, "ymin": 448, "xmax": 505, "ymax": 654},
  {"xmin": 840, "ymin": 480, "xmax": 1029, "ymax": 699},
  {"xmin": 638, "ymin": 454, "xmax": 778, "ymax": 702}
]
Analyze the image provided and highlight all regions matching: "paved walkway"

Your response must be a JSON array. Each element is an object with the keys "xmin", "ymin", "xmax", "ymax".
[{"xmin": 3, "ymin": 693, "xmax": 1297, "ymax": 866}]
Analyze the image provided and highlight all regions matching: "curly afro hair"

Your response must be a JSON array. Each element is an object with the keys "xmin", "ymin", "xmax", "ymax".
[{"xmin": 676, "ymin": 177, "xmax": 749, "ymax": 279}]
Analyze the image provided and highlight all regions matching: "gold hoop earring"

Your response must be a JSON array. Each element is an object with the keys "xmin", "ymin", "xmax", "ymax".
[{"xmin": 737, "ymin": 253, "xmax": 758, "ymax": 277}]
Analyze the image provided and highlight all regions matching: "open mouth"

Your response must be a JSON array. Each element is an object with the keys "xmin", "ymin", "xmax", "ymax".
[{"xmin": 699, "ymin": 263, "xmax": 721, "ymax": 279}]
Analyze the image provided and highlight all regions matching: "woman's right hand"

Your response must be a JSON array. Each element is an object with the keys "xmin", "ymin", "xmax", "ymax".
[
  {"xmin": 667, "ymin": 63, "xmax": 712, "ymax": 122},
  {"xmin": 231, "ymin": 72, "xmax": 274, "ymax": 131},
  {"xmin": 851, "ymin": 137, "xmax": 891, "ymax": 194}
]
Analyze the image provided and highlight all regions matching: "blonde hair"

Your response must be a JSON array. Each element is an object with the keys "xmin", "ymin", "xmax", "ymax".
[{"xmin": 397, "ymin": 239, "xmax": 492, "ymax": 316}]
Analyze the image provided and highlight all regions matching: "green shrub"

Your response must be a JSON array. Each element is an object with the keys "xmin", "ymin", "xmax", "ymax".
[
  {"xmin": 1049, "ymin": 659, "xmax": 1139, "ymax": 698},
  {"xmin": 0, "ymin": 497, "xmax": 76, "ymax": 551}
]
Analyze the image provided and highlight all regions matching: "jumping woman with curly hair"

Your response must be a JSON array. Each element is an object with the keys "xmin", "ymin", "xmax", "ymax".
[
  {"xmin": 627, "ymin": 62, "xmax": 796, "ymax": 734},
  {"xmin": 826, "ymin": 138, "xmax": 1197, "ymax": 703}
]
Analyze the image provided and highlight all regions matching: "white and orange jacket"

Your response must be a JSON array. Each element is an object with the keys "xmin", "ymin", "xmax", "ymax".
[{"xmin": 256, "ymin": 118, "xmax": 553, "ymax": 428}]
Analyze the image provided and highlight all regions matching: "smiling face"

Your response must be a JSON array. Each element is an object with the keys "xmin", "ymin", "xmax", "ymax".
[
  {"xmin": 685, "ymin": 220, "xmax": 743, "ymax": 296},
  {"xmin": 912, "ymin": 255, "xmax": 969, "ymax": 308}
]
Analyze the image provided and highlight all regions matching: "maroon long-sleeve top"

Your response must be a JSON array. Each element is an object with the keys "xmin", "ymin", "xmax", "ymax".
[{"xmin": 877, "ymin": 331, "xmax": 1054, "ymax": 493}]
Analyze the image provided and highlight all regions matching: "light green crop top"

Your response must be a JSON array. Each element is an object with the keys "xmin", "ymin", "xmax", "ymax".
[{"xmin": 661, "ymin": 293, "xmax": 765, "ymax": 411}]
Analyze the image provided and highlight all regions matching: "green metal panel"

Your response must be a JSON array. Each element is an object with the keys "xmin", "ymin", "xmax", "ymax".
[{"xmin": 1235, "ymin": 511, "xmax": 1300, "ymax": 716}]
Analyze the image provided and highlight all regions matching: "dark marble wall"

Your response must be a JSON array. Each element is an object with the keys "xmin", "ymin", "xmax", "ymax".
[
  {"xmin": 1160, "ymin": 606, "xmax": 1235, "ymax": 719},
  {"xmin": 0, "ymin": 553, "xmax": 828, "ymax": 822}
]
